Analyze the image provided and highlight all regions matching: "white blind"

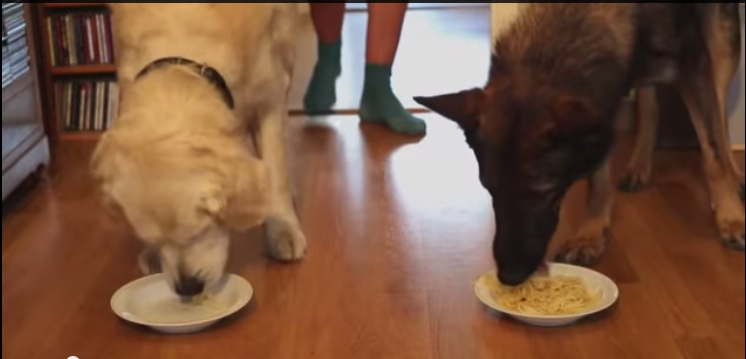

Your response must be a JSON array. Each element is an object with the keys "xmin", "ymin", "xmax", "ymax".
[{"xmin": 2, "ymin": 2, "xmax": 30, "ymax": 89}]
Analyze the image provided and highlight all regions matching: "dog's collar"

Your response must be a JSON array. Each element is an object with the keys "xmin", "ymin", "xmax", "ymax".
[{"xmin": 135, "ymin": 57, "xmax": 235, "ymax": 109}]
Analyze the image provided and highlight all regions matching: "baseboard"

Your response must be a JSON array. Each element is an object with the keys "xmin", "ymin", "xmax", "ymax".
[
  {"xmin": 2, "ymin": 137, "xmax": 49, "ymax": 202},
  {"xmin": 734, "ymin": 144, "xmax": 746, "ymax": 151}
]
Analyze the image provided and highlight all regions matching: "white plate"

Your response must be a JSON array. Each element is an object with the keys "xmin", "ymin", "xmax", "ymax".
[
  {"xmin": 474, "ymin": 263, "xmax": 619, "ymax": 327},
  {"xmin": 111, "ymin": 274, "xmax": 253, "ymax": 334}
]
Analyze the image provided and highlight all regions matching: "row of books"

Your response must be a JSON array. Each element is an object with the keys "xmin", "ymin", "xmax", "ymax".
[
  {"xmin": 46, "ymin": 12, "xmax": 115, "ymax": 67},
  {"xmin": 3, "ymin": 2, "xmax": 30, "ymax": 88},
  {"xmin": 56, "ymin": 80, "xmax": 119, "ymax": 132}
]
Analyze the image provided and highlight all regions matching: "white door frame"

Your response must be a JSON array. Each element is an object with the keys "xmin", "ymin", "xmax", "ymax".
[
  {"xmin": 730, "ymin": 4, "xmax": 745, "ymax": 148},
  {"xmin": 490, "ymin": 3, "xmax": 524, "ymax": 48}
]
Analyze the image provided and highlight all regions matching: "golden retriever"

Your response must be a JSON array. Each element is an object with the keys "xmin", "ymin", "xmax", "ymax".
[{"xmin": 91, "ymin": 4, "xmax": 307, "ymax": 297}]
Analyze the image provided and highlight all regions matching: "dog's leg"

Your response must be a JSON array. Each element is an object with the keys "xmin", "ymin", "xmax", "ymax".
[
  {"xmin": 258, "ymin": 20, "xmax": 307, "ymax": 261},
  {"xmin": 706, "ymin": 5, "xmax": 745, "ymax": 199},
  {"xmin": 258, "ymin": 104, "xmax": 308, "ymax": 262},
  {"xmin": 138, "ymin": 246, "xmax": 161, "ymax": 275},
  {"xmin": 557, "ymin": 157, "xmax": 614, "ymax": 266},
  {"xmin": 689, "ymin": 4, "xmax": 744, "ymax": 247},
  {"xmin": 677, "ymin": 71, "xmax": 745, "ymax": 251},
  {"xmin": 619, "ymin": 87, "xmax": 660, "ymax": 192}
]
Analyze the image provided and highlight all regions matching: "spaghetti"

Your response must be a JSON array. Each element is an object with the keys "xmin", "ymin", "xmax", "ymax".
[
  {"xmin": 488, "ymin": 274, "xmax": 600, "ymax": 315},
  {"xmin": 184, "ymin": 294, "xmax": 227, "ymax": 313}
]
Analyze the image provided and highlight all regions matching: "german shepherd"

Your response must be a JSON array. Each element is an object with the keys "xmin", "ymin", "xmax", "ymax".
[{"xmin": 415, "ymin": 3, "xmax": 744, "ymax": 286}]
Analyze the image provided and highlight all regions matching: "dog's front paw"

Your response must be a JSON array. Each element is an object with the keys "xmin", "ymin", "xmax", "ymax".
[
  {"xmin": 265, "ymin": 217, "xmax": 308, "ymax": 262},
  {"xmin": 716, "ymin": 208, "xmax": 745, "ymax": 251},
  {"xmin": 556, "ymin": 219, "xmax": 611, "ymax": 267},
  {"xmin": 138, "ymin": 247, "xmax": 162, "ymax": 275},
  {"xmin": 618, "ymin": 166, "xmax": 651, "ymax": 193}
]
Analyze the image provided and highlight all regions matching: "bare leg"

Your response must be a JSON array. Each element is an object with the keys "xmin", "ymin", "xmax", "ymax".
[
  {"xmin": 557, "ymin": 158, "xmax": 615, "ymax": 266},
  {"xmin": 359, "ymin": 3, "xmax": 426, "ymax": 136},
  {"xmin": 310, "ymin": 3, "xmax": 346, "ymax": 44},
  {"xmin": 619, "ymin": 87, "xmax": 660, "ymax": 192},
  {"xmin": 304, "ymin": 3, "xmax": 345, "ymax": 114},
  {"xmin": 366, "ymin": 3, "xmax": 408, "ymax": 65}
]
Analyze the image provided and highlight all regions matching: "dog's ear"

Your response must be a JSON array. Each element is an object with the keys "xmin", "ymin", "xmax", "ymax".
[
  {"xmin": 90, "ymin": 132, "xmax": 116, "ymax": 183},
  {"xmin": 202, "ymin": 158, "xmax": 269, "ymax": 231},
  {"xmin": 90, "ymin": 133, "xmax": 126, "ymax": 219},
  {"xmin": 414, "ymin": 88, "xmax": 484, "ymax": 131}
]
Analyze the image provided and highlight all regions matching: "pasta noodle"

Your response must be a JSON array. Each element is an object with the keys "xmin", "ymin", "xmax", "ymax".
[
  {"xmin": 184, "ymin": 294, "xmax": 227, "ymax": 312},
  {"xmin": 488, "ymin": 274, "xmax": 600, "ymax": 315}
]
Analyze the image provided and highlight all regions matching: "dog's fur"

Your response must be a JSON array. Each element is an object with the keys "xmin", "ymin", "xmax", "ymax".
[
  {"xmin": 415, "ymin": 3, "xmax": 744, "ymax": 285},
  {"xmin": 91, "ymin": 4, "xmax": 307, "ymax": 296}
]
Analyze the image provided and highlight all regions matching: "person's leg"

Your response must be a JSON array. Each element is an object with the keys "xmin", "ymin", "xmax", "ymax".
[
  {"xmin": 360, "ymin": 2, "xmax": 426, "ymax": 136},
  {"xmin": 304, "ymin": 3, "xmax": 346, "ymax": 114}
]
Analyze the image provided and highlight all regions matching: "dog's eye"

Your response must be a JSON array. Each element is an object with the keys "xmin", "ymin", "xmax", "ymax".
[
  {"xmin": 583, "ymin": 134, "xmax": 604, "ymax": 147},
  {"xmin": 535, "ymin": 131, "xmax": 560, "ymax": 153}
]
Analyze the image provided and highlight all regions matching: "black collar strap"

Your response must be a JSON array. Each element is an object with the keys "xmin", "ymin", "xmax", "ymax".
[{"xmin": 135, "ymin": 57, "xmax": 235, "ymax": 109}]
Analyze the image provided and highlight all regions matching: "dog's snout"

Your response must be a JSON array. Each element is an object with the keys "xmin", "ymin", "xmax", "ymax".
[
  {"xmin": 498, "ymin": 267, "xmax": 534, "ymax": 286},
  {"xmin": 175, "ymin": 274, "xmax": 205, "ymax": 298}
]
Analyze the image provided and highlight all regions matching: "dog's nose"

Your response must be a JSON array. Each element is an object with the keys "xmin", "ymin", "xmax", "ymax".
[
  {"xmin": 175, "ymin": 275, "xmax": 205, "ymax": 298},
  {"xmin": 498, "ymin": 267, "xmax": 534, "ymax": 287}
]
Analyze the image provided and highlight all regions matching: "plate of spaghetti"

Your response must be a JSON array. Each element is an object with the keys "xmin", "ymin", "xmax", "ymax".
[{"xmin": 474, "ymin": 263, "xmax": 619, "ymax": 327}]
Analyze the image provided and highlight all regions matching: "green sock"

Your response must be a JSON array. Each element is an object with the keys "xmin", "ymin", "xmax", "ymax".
[
  {"xmin": 360, "ymin": 64, "xmax": 426, "ymax": 136},
  {"xmin": 304, "ymin": 39, "xmax": 342, "ymax": 115}
]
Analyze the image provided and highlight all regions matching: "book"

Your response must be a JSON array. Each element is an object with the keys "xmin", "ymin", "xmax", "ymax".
[
  {"xmin": 56, "ymin": 80, "xmax": 119, "ymax": 132},
  {"xmin": 46, "ymin": 11, "xmax": 115, "ymax": 67}
]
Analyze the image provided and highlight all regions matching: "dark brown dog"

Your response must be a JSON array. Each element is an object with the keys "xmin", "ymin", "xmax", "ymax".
[{"xmin": 415, "ymin": 3, "xmax": 744, "ymax": 286}]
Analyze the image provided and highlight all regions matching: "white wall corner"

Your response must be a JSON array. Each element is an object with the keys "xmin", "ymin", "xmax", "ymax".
[
  {"xmin": 729, "ymin": 4, "xmax": 745, "ymax": 147},
  {"xmin": 490, "ymin": 3, "xmax": 524, "ymax": 53}
]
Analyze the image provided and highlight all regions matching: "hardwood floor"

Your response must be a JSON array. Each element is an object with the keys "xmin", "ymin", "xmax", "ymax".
[
  {"xmin": 2, "ymin": 114, "xmax": 744, "ymax": 359},
  {"xmin": 3, "ymin": 6, "xmax": 745, "ymax": 359}
]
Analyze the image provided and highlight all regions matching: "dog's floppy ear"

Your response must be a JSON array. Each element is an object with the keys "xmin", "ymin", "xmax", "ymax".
[
  {"xmin": 90, "ymin": 132, "xmax": 116, "ymax": 182},
  {"xmin": 414, "ymin": 88, "xmax": 484, "ymax": 131},
  {"xmin": 201, "ymin": 158, "xmax": 269, "ymax": 232},
  {"xmin": 90, "ymin": 132, "xmax": 126, "ymax": 219}
]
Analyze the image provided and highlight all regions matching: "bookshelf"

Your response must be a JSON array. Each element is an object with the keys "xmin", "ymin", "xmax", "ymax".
[{"xmin": 34, "ymin": 2, "xmax": 116, "ymax": 142}]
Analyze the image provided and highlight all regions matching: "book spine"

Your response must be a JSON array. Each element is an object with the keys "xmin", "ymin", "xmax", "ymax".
[
  {"xmin": 45, "ymin": 10, "xmax": 116, "ymax": 68},
  {"xmin": 86, "ymin": 14, "xmax": 95, "ymax": 64},
  {"xmin": 46, "ymin": 16, "xmax": 57, "ymax": 67},
  {"xmin": 57, "ymin": 16, "xmax": 67, "ymax": 66},
  {"xmin": 96, "ymin": 14, "xmax": 105, "ymax": 64},
  {"xmin": 72, "ymin": 82, "xmax": 81, "ymax": 131}
]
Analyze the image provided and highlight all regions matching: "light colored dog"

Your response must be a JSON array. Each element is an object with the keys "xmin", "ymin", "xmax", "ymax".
[{"xmin": 91, "ymin": 4, "xmax": 307, "ymax": 297}]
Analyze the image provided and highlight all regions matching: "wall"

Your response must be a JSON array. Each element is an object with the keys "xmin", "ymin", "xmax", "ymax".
[
  {"xmin": 729, "ymin": 5, "xmax": 745, "ymax": 146},
  {"xmin": 490, "ymin": 3, "xmax": 524, "ymax": 47}
]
